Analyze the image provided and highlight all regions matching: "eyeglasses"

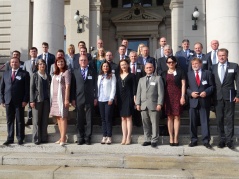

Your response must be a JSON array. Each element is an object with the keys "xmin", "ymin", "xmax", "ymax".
[{"xmin": 166, "ymin": 61, "xmax": 175, "ymax": 64}]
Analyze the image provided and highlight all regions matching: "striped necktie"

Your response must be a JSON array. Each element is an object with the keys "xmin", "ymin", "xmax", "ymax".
[{"xmin": 81, "ymin": 68, "xmax": 86, "ymax": 80}]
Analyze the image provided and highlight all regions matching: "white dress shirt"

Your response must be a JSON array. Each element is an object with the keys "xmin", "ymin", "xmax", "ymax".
[
  {"xmin": 194, "ymin": 69, "xmax": 202, "ymax": 79},
  {"xmin": 218, "ymin": 62, "xmax": 227, "ymax": 82}
]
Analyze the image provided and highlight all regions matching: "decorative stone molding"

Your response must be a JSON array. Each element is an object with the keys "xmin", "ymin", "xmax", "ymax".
[{"xmin": 169, "ymin": 0, "xmax": 183, "ymax": 10}]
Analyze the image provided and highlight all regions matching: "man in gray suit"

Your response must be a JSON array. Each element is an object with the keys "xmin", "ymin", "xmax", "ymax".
[
  {"xmin": 211, "ymin": 48, "xmax": 239, "ymax": 149},
  {"xmin": 154, "ymin": 37, "xmax": 167, "ymax": 60},
  {"xmin": 136, "ymin": 63, "xmax": 164, "ymax": 147}
]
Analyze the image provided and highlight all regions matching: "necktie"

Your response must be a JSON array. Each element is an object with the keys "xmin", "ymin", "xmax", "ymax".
[
  {"xmin": 81, "ymin": 68, "xmax": 86, "ymax": 80},
  {"xmin": 198, "ymin": 55, "xmax": 201, "ymax": 59},
  {"xmin": 196, "ymin": 71, "xmax": 200, "ymax": 86},
  {"xmin": 146, "ymin": 76, "xmax": 150, "ymax": 87},
  {"xmin": 32, "ymin": 59, "xmax": 35, "ymax": 71},
  {"xmin": 213, "ymin": 50, "xmax": 216, "ymax": 64},
  {"xmin": 220, "ymin": 64, "xmax": 225, "ymax": 83},
  {"xmin": 184, "ymin": 50, "xmax": 188, "ymax": 57},
  {"xmin": 132, "ymin": 63, "xmax": 136, "ymax": 74},
  {"xmin": 44, "ymin": 54, "xmax": 47, "ymax": 69},
  {"xmin": 11, "ymin": 70, "xmax": 16, "ymax": 81}
]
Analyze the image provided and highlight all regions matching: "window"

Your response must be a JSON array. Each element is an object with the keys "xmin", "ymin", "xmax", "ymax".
[
  {"xmin": 156, "ymin": 0, "xmax": 164, "ymax": 6},
  {"xmin": 142, "ymin": 0, "xmax": 152, "ymax": 7},
  {"xmin": 122, "ymin": 0, "xmax": 132, "ymax": 8},
  {"xmin": 128, "ymin": 39, "xmax": 149, "ymax": 52},
  {"xmin": 111, "ymin": 0, "xmax": 118, "ymax": 8}
]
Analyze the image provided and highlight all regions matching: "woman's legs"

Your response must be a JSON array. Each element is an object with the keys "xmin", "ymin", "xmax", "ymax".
[
  {"xmin": 173, "ymin": 116, "xmax": 180, "ymax": 144},
  {"xmin": 126, "ymin": 116, "xmax": 132, "ymax": 144},
  {"xmin": 167, "ymin": 115, "xmax": 174, "ymax": 144},
  {"xmin": 121, "ymin": 117, "xmax": 127, "ymax": 144}
]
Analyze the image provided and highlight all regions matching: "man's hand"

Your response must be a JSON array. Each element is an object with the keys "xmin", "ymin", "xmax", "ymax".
[
  {"xmin": 71, "ymin": 100, "xmax": 76, "ymax": 108},
  {"xmin": 136, "ymin": 105, "xmax": 141, "ymax": 111},
  {"xmin": 94, "ymin": 99, "xmax": 98, "ymax": 106},
  {"xmin": 233, "ymin": 97, "xmax": 239, "ymax": 103},
  {"xmin": 156, "ymin": 105, "xmax": 162, "ymax": 111},
  {"xmin": 191, "ymin": 92, "xmax": 200, "ymax": 98},
  {"xmin": 108, "ymin": 100, "xmax": 113, "ymax": 106},
  {"xmin": 200, "ymin": 91, "xmax": 207, "ymax": 98}
]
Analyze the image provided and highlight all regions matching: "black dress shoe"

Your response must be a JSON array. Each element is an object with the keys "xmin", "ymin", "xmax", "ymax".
[
  {"xmin": 142, "ymin": 142, "xmax": 151, "ymax": 146},
  {"xmin": 188, "ymin": 142, "xmax": 197, "ymax": 147},
  {"xmin": 226, "ymin": 142, "xmax": 234, "ymax": 149},
  {"xmin": 3, "ymin": 140, "xmax": 13, "ymax": 145},
  {"xmin": 34, "ymin": 142, "xmax": 40, "ymax": 145},
  {"xmin": 217, "ymin": 141, "xmax": 225, "ymax": 148},
  {"xmin": 204, "ymin": 143, "xmax": 212, "ymax": 149},
  {"xmin": 85, "ymin": 140, "xmax": 91, "ymax": 145},
  {"xmin": 77, "ymin": 139, "xmax": 85, "ymax": 145},
  {"xmin": 151, "ymin": 142, "xmax": 157, "ymax": 148},
  {"xmin": 18, "ymin": 140, "xmax": 24, "ymax": 145},
  {"xmin": 41, "ymin": 141, "xmax": 48, "ymax": 144}
]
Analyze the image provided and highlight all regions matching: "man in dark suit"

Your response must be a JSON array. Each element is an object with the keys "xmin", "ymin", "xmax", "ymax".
[
  {"xmin": 73, "ymin": 41, "xmax": 92, "ymax": 68},
  {"xmin": 114, "ymin": 45, "xmax": 130, "ymax": 64},
  {"xmin": 211, "ymin": 48, "xmax": 239, "ymax": 149},
  {"xmin": 105, "ymin": 51, "xmax": 118, "ymax": 74},
  {"xmin": 154, "ymin": 37, "xmax": 173, "ymax": 60},
  {"xmin": 0, "ymin": 57, "xmax": 30, "ymax": 145},
  {"xmin": 157, "ymin": 45, "xmax": 173, "ymax": 75},
  {"xmin": 205, "ymin": 40, "xmax": 219, "ymax": 67},
  {"xmin": 5, "ymin": 50, "xmax": 24, "ymax": 71},
  {"xmin": 175, "ymin": 39, "xmax": 194, "ymax": 74},
  {"xmin": 121, "ymin": 39, "xmax": 132, "ymax": 57},
  {"xmin": 71, "ymin": 55, "xmax": 97, "ymax": 145},
  {"xmin": 187, "ymin": 58, "xmax": 214, "ymax": 148},
  {"xmin": 137, "ymin": 46, "xmax": 156, "ymax": 70},
  {"xmin": 37, "ymin": 42, "xmax": 55, "ymax": 75}
]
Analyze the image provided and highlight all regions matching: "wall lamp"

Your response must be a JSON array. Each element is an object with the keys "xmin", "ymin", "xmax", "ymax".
[
  {"xmin": 192, "ymin": 7, "xmax": 200, "ymax": 30},
  {"xmin": 74, "ymin": 10, "xmax": 83, "ymax": 33}
]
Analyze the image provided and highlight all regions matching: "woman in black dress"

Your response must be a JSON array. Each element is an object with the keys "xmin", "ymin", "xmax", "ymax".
[{"xmin": 117, "ymin": 59, "xmax": 136, "ymax": 145}]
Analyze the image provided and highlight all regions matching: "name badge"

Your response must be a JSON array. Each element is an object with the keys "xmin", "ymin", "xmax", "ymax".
[
  {"xmin": 137, "ymin": 69, "xmax": 141, "ymax": 72},
  {"xmin": 228, "ymin": 69, "xmax": 234, "ymax": 73},
  {"xmin": 112, "ymin": 70, "xmax": 115, "ymax": 73},
  {"xmin": 16, "ymin": 76, "xmax": 21, "ymax": 80},
  {"xmin": 173, "ymin": 71, "xmax": 177, "ymax": 76},
  {"xmin": 150, "ymin": 82, "xmax": 156, "ymax": 86},
  {"xmin": 202, "ymin": 80, "xmax": 208, "ymax": 85},
  {"xmin": 203, "ymin": 61, "xmax": 207, "ymax": 64},
  {"xmin": 88, "ymin": 76, "xmax": 92, "ymax": 79}
]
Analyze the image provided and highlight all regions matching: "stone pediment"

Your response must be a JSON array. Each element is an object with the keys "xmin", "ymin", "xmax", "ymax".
[{"xmin": 111, "ymin": 5, "xmax": 163, "ymax": 24}]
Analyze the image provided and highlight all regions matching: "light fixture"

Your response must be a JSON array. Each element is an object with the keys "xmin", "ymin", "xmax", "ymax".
[
  {"xmin": 74, "ymin": 10, "xmax": 83, "ymax": 33},
  {"xmin": 192, "ymin": 7, "xmax": 200, "ymax": 30}
]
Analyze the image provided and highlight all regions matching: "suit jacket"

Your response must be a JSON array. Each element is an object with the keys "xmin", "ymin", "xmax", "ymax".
[
  {"xmin": 0, "ymin": 68, "xmax": 30, "ymax": 105},
  {"xmin": 187, "ymin": 69, "xmax": 214, "ymax": 108},
  {"xmin": 188, "ymin": 54, "xmax": 211, "ymax": 71},
  {"xmin": 37, "ymin": 53, "xmax": 55, "ymax": 75},
  {"xmin": 211, "ymin": 62, "xmax": 239, "ymax": 100},
  {"xmin": 23, "ymin": 59, "xmax": 38, "ymax": 76},
  {"xmin": 30, "ymin": 72, "xmax": 51, "ymax": 103},
  {"xmin": 136, "ymin": 75, "xmax": 164, "ymax": 110},
  {"xmin": 204, "ymin": 51, "xmax": 214, "ymax": 69},
  {"xmin": 70, "ymin": 66, "xmax": 97, "ymax": 106},
  {"xmin": 130, "ymin": 62, "xmax": 145, "ymax": 86},
  {"xmin": 157, "ymin": 56, "xmax": 168, "ymax": 75},
  {"xmin": 137, "ymin": 56, "xmax": 156, "ymax": 70},
  {"xmin": 73, "ymin": 53, "xmax": 92, "ymax": 69},
  {"xmin": 5, "ymin": 61, "xmax": 24, "ymax": 71},
  {"xmin": 175, "ymin": 49, "xmax": 194, "ymax": 74}
]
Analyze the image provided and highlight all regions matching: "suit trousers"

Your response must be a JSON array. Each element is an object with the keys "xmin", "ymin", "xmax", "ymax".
[
  {"xmin": 32, "ymin": 100, "xmax": 50, "ymax": 142},
  {"xmin": 5, "ymin": 101, "xmax": 25, "ymax": 142},
  {"xmin": 76, "ymin": 103, "xmax": 93, "ymax": 141},
  {"xmin": 189, "ymin": 104, "xmax": 210, "ymax": 144},
  {"xmin": 214, "ymin": 99, "xmax": 235, "ymax": 143},
  {"xmin": 141, "ymin": 109, "xmax": 159, "ymax": 143},
  {"xmin": 98, "ymin": 101, "xmax": 113, "ymax": 137}
]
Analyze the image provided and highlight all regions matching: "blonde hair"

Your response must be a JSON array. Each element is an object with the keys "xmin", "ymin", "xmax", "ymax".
[
  {"xmin": 137, "ymin": 43, "xmax": 145, "ymax": 56},
  {"xmin": 67, "ymin": 44, "xmax": 75, "ymax": 54}
]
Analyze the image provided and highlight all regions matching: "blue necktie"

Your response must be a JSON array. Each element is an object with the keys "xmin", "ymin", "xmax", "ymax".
[{"xmin": 81, "ymin": 69, "xmax": 86, "ymax": 80}]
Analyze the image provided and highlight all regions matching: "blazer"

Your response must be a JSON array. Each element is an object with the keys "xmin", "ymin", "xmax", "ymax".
[
  {"xmin": 137, "ymin": 56, "xmax": 156, "ymax": 69},
  {"xmin": 37, "ymin": 53, "xmax": 55, "ymax": 75},
  {"xmin": 157, "ymin": 56, "xmax": 168, "ymax": 75},
  {"xmin": 211, "ymin": 62, "xmax": 239, "ymax": 100},
  {"xmin": 30, "ymin": 72, "xmax": 51, "ymax": 103},
  {"xmin": 97, "ymin": 74, "xmax": 116, "ymax": 101},
  {"xmin": 175, "ymin": 49, "xmax": 194, "ymax": 74},
  {"xmin": 0, "ymin": 68, "xmax": 30, "ymax": 105},
  {"xmin": 161, "ymin": 67, "xmax": 186, "ymax": 89},
  {"xmin": 136, "ymin": 75, "xmax": 164, "ymax": 110},
  {"xmin": 23, "ymin": 59, "xmax": 38, "ymax": 76},
  {"xmin": 130, "ymin": 62, "xmax": 146, "ymax": 86},
  {"xmin": 188, "ymin": 54, "xmax": 211, "ymax": 71},
  {"xmin": 70, "ymin": 66, "xmax": 97, "ymax": 106},
  {"xmin": 5, "ymin": 60, "xmax": 24, "ymax": 71},
  {"xmin": 204, "ymin": 51, "xmax": 214, "ymax": 69},
  {"xmin": 187, "ymin": 69, "xmax": 214, "ymax": 108},
  {"xmin": 73, "ymin": 53, "xmax": 92, "ymax": 69}
]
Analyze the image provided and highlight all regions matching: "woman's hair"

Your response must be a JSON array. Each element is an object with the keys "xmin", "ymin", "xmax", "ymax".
[
  {"xmin": 54, "ymin": 57, "xmax": 68, "ymax": 75},
  {"xmin": 67, "ymin": 44, "xmax": 75, "ymax": 54},
  {"xmin": 119, "ymin": 59, "xmax": 130, "ymax": 74},
  {"xmin": 36, "ymin": 59, "xmax": 46, "ymax": 71},
  {"xmin": 137, "ymin": 43, "xmax": 145, "ymax": 56},
  {"xmin": 97, "ymin": 48, "xmax": 106, "ymax": 60},
  {"xmin": 99, "ymin": 61, "xmax": 112, "ymax": 76}
]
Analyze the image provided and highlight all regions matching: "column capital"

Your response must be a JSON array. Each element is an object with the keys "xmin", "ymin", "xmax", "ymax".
[
  {"xmin": 169, "ymin": 0, "xmax": 183, "ymax": 10},
  {"xmin": 90, "ymin": 1, "xmax": 103, "ymax": 12}
]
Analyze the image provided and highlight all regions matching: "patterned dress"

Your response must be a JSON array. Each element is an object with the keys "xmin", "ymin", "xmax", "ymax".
[
  {"xmin": 164, "ymin": 73, "xmax": 183, "ymax": 116},
  {"xmin": 50, "ymin": 70, "xmax": 71, "ymax": 118}
]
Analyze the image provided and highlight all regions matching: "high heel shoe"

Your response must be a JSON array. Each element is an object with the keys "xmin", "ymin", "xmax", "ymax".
[
  {"xmin": 169, "ymin": 143, "xmax": 174, "ymax": 146},
  {"xmin": 60, "ymin": 142, "xmax": 66, "ymax": 146},
  {"xmin": 55, "ymin": 140, "xmax": 61, "ymax": 144},
  {"xmin": 121, "ymin": 139, "xmax": 126, "ymax": 145},
  {"xmin": 125, "ymin": 139, "xmax": 131, "ymax": 145}
]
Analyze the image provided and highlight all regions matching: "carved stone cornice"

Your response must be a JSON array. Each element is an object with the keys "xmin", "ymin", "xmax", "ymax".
[{"xmin": 169, "ymin": 0, "xmax": 184, "ymax": 10}]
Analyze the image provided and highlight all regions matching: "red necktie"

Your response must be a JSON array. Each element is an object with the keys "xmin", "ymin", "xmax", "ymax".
[
  {"xmin": 196, "ymin": 70, "xmax": 200, "ymax": 86},
  {"xmin": 132, "ymin": 63, "xmax": 136, "ymax": 74},
  {"xmin": 11, "ymin": 71, "xmax": 16, "ymax": 81}
]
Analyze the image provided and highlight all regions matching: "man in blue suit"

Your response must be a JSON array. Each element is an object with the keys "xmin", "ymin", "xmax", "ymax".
[
  {"xmin": 37, "ymin": 42, "xmax": 55, "ymax": 75},
  {"xmin": 187, "ymin": 57, "xmax": 214, "ymax": 148},
  {"xmin": 175, "ymin": 39, "xmax": 194, "ymax": 74},
  {"xmin": 0, "ymin": 57, "xmax": 30, "ymax": 145},
  {"xmin": 137, "ymin": 46, "xmax": 156, "ymax": 70}
]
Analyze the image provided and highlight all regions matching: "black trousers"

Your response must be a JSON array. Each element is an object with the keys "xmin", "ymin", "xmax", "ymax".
[
  {"xmin": 76, "ymin": 103, "xmax": 93, "ymax": 141},
  {"xmin": 189, "ymin": 103, "xmax": 210, "ymax": 144},
  {"xmin": 5, "ymin": 101, "xmax": 25, "ymax": 141},
  {"xmin": 214, "ymin": 99, "xmax": 235, "ymax": 143}
]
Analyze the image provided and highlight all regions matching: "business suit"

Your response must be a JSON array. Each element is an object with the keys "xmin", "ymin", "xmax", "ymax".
[
  {"xmin": 175, "ymin": 49, "xmax": 194, "ymax": 74},
  {"xmin": 114, "ymin": 55, "xmax": 130, "ymax": 65},
  {"xmin": 73, "ymin": 53, "xmax": 92, "ymax": 69},
  {"xmin": 71, "ymin": 66, "xmax": 97, "ymax": 143},
  {"xmin": 137, "ymin": 56, "xmax": 156, "ymax": 70},
  {"xmin": 136, "ymin": 75, "xmax": 164, "ymax": 143},
  {"xmin": 30, "ymin": 72, "xmax": 51, "ymax": 143},
  {"xmin": 0, "ymin": 69, "xmax": 30, "ymax": 142},
  {"xmin": 211, "ymin": 62, "xmax": 239, "ymax": 144},
  {"xmin": 37, "ymin": 53, "xmax": 55, "ymax": 75},
  {"xmin": 188, "ymin": 54, "xmax": 211, "ymax": 71},
  {"xmin": 187, "ymin": 69, "xmax": 214, "ymax": 144}
]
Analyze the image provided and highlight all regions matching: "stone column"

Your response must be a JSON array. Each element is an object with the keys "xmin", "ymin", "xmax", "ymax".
[
  {"xmin": 170, "ymin": 0, "xmax": 184, "ymax": 53},
  {"xmin": 206, "ymin": 0, "xmax": 239, "ymax": 62},
  {"xmin": 33, "ymin": 0, "xmax": 64, "ymax": 55},
  {"xmin": 151, "ymin": 34, "xmax": 158, "ymax": 56}
]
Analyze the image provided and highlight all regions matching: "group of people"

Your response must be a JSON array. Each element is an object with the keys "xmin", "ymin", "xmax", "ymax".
[{"xmin": 0, "ymin": 37, "xmax": 238, "ymax": 150}]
